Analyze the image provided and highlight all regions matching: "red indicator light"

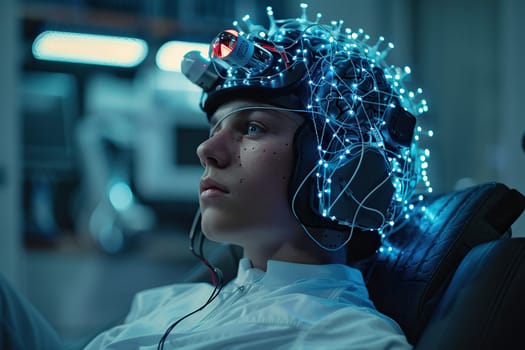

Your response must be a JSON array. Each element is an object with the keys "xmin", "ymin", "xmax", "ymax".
[{"xmin": 212, "ymin": 29, "xmax": 238, "ymax": 59}]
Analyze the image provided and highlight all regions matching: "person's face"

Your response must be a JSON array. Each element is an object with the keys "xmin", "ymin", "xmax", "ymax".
[{"xmin": 196, "ymin": 100, "xmax": 304, "ymax": 248}]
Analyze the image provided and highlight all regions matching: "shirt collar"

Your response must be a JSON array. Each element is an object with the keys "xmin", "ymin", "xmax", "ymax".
[{"xmin": 233, "ymin": 258, "xmax": 363, "ymax": 287}]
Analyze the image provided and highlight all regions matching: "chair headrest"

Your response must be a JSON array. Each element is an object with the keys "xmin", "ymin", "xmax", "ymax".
[{"xmin": 355, "ymin": 182, "xmax": 525, "ymax": 344}]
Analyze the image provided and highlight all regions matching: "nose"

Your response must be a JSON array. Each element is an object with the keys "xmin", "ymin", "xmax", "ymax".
[{"xmin": 196, "ymin": 129, "xmax": 232, "ymax": 169}]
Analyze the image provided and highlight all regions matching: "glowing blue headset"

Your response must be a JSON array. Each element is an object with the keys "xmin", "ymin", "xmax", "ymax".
[{"xmin": 181, "ymin": 4, "xmax": 432, "ymax": 250}]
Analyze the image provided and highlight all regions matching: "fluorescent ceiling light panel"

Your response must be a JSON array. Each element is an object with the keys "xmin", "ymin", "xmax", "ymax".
[
  {"xmin": 33, "ymin": 31, "xmax": 148, "ymax": 67},
  {"xmin": 156, "ymin": 41, "xmax": 209, "ymax": 72}
]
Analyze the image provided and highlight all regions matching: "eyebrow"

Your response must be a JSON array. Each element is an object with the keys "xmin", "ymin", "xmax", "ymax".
[{"xmin": 209, "ymin": 106, "xmax": 256, "ymax": 131}]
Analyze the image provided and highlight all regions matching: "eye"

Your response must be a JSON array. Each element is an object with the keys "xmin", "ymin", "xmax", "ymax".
[{"xmin": 246, "ymin": 122, "xmax": 265, "ymax": 136}]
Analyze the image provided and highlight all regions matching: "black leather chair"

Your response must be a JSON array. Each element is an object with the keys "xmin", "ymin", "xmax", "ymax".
[
  {"xmin": 355, "ymin": 182, "xmax": 525, "ymax": 349},
  {"xmin": 186, "ymin": 182, "xmax": 525, "ymax": 349}
]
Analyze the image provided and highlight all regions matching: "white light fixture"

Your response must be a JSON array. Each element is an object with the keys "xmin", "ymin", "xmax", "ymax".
[
  {"xmin": 156, "ymin": 40, "xmax": 209, "ymax": 72},
  {"xmin": 32, "ymin": 31, "xmax": 148, "ymax": 67}
]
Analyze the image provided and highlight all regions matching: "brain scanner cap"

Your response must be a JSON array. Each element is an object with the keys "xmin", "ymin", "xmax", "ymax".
[{"xmin": 181, "ymin": 4, "xmax": 433, "ymax": 249}]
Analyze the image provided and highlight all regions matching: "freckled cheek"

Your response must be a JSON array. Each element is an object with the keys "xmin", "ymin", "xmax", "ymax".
[{"xmin": 238, "ymin": 145, "xmax": 294, "ymax": 183}]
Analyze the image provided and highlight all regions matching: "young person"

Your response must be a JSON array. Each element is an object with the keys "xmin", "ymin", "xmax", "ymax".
[
  {"xmin": 1, "ymin": 4, "xmax": 429, "ymax": 349},
  {"xmin": 85, "ymin": 4, "xmax": 428, "ymax": 349}
]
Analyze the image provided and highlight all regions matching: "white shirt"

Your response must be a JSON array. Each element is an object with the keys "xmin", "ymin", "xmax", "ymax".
[{"xmin": 85, "ymin": 258, "xmax": 412, "ymax": 349}]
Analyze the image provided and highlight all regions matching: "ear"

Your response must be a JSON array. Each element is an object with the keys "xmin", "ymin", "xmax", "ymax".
[{"xmin": 289, "ymin": 120, "xmax": 394, "ymax": 231}]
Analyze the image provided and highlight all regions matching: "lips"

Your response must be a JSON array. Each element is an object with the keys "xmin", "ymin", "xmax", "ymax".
[{"xmin": 200, "ymin": 177, "xmax": 229, "ymax": 196}]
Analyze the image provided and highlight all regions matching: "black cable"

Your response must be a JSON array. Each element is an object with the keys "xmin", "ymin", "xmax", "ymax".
[{"xmin": 157, "ymin": 210, "xmax": 224, "ymax": 350}]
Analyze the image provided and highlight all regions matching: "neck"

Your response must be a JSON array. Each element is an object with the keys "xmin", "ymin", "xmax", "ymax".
[{"xmin": 243, "ymin": 232, "xmax": 346, "ymax": 271}]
